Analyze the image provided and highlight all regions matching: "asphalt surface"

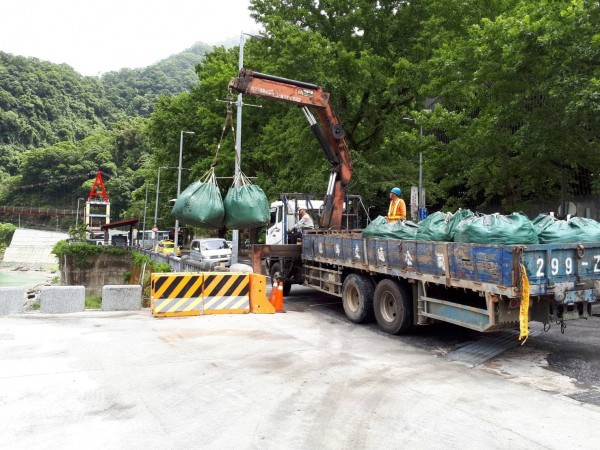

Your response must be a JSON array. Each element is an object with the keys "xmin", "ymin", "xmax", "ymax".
[{"xmin": 2, "ymin": 287, "xmax": 600, "ymax": 449}]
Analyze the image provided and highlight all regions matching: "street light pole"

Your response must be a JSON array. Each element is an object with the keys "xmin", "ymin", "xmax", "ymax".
[
  {"xmin": 403, "ymin": 117, "xmax": 424, "ymax": 218},
  {"xmin": 76, "ymin": 197, "xmax": 84, "ymax": 229},
  {"xmin": 418, "ymin": 124, "xmax": 423, "ymax": 213},
  {"xmin": 232, "ymin": 31, "xmax": 264, "ymax": 265},
  {"xmin": 175, "ymin": 131, "xmax": 195, "ymax": 254},
  {"xmin": 154, "ymin": 167, "xmax": 162, "ymax": 235},
  {"xmin": 142, "ymin": 184, "xmax": 151, "ymax": 248}
]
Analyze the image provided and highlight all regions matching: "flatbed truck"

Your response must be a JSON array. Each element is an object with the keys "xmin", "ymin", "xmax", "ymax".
[{"xmin": 230, "ymin": 70, "xmax": 598, "ymax": 336}]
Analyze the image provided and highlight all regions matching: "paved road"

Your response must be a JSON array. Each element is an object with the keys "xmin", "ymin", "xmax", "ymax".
[
  {"xmin": 2, "ymin": 293, "xmax": 600, "ymax": 449},
  {"xmin": 285, "ymin": 285, "xmax": 600, "ymax": 394}
]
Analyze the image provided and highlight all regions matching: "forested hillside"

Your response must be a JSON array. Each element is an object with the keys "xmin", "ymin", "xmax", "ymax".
[
  {"xmin": 100, "ymin": 42, "xmax": 212, "ymax": 117},
  {"xmin": 1, "ymin": 0, "xmax": 598, "ymax": 233},
  {"xmin": 0, "ymin": 42, "xmax": 211, "ymax": 224}
]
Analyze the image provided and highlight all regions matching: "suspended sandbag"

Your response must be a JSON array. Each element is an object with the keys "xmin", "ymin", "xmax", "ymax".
[
  {"xmin": 224, "ymin": 172, "xmax": 270, "ymax": 229},
  {"xmin": 416, "ymin": 209, "xmax": 473, "ymax": 242},
  {"xmin": 533, "ymin": 214, "xmax": 600, "ymax": 243},
  {"xmin": 362, "ymin": 216, "xmax": 419, "ymax": 240},
  {"xmin": 172, "ymin": 168, "xmax": 225, "ymax": 229},
  {"xmin": 171, "ymin": 181, "xmax": 202, "ymax": 219},
  {"xmin": 453, "ymin": 212, "xmax": 539, "ymax": 245}
]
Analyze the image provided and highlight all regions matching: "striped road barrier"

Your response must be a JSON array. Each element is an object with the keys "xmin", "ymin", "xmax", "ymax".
[
  {"xmin": 151, "ymin": 272, "xmax": 204, "ymax": 317},
  {"xmin": 202, "ymin": 273, "xmax": 250, "ymax": 315},
  {"xmin": 151, "ymin": 272, "xmax": 273, "ymax": 317}
]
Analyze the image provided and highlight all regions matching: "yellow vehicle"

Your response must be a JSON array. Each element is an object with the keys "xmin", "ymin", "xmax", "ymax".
[{"xmin": 155, "ymin": 239, "xmax": 181, "ymax": 257}]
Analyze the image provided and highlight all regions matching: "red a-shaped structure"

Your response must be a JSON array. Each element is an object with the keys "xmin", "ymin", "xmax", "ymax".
[{"xmin": 88, "ymin": 171, "xmax": 109, "ymax": 202}]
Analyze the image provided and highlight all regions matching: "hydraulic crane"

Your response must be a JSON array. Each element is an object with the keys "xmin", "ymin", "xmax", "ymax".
[{"xmin": 228, "ymin": 69, "xmax": 353, "ymax": 229}]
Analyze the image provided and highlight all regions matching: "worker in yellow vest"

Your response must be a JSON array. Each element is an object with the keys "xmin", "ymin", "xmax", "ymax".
[{"xmin": 387, "ymin": 187, "xmax": 406, "ymax": 222}]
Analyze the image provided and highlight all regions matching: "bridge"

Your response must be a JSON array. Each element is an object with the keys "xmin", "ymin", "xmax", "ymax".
[{"xmin": 0, "ymin": 205, "xmax": 78, "ymax": 217}]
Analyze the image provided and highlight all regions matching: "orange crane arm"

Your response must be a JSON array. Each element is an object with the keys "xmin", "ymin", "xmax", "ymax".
[{"xmin": 228, "ymin": 69, "xmax": 353, "ymax": 230}]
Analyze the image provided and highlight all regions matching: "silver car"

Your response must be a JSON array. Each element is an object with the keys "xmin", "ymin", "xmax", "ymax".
[{"xmin": 189, "ymin": 238, "xmax": 232, "ymax": 267}]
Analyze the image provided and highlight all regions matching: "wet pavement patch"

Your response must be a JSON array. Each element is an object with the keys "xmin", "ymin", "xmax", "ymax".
[{"xmin": 568, "ymin": 390, "xmax": 600, "ymax": 406}]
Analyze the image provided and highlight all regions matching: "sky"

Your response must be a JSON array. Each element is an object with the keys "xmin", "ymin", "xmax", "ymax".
[{"xmin": 0, "ymin": 0, "xmax": 260, "ymax": 76}]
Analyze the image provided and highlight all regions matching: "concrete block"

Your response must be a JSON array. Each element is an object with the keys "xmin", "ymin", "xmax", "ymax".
[
  {"xmin": 102, "ymin": 285, "xmax": 142, "ymax": 311},
  {"xmin": 0, "ymin": 287, "xmax": 24, "ymax": 315},
  {"xmin": 40, "ymin": 286, "xmax": 85, "ymax": 313},
  {"xmin": 229, "ymin": 263, "xmax": 254, "ymax": 274}
]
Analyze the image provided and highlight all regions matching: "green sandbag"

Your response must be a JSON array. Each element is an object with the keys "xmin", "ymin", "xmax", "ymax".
[
  {"xmin": 447, "ymin": 209, "xmax": 474, "ymax": 241},
  {"xmin": 181, "ymin": 182, "xmax": 225, "ymax": 229},
  {"xmin": 416, "ymin": 209, "xmax": 473, "ymax": 242},
  {"xmin": 171, "ymin": 181, "xmax": 203, "ymax": 219},
  {"xmin": 533, "ymin": 215, "xmax": 600, "ymax": 243},
  {"xmin": 453, "ymin": 212, "xmax": 539, "ymax": 244},
  {"xmin": 362, "ymin": 216, "xmax": 419, "ymax": 239},
  {"xmin": 224, "ymin": 184, "xmax": 270, "ymax": 229},
  {"xmin": 172, "ymin": 169, "xmax": 225, "ymax": 229}
]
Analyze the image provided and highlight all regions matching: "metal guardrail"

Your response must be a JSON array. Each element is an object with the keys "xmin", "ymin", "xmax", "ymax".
[
  {"xmin": 0, "ymin": 206, "xmax": 78, "ymax": 217},
  {"xmin": 136, "ymin": 248, "xmax": 226, "ymax": 273}
]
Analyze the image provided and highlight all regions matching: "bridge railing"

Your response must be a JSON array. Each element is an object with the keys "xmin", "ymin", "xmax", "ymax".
[{"xmin": 0, "ymin": 205, "xmax": 78, "ymax": 217}]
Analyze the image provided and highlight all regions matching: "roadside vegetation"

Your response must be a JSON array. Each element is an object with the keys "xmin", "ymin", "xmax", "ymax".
[
  {"xmin": 0, "ymin": 222, "xmax": 16, "ymax": 256},
  {"xmin": 52, "ymin": 240, "xmax": 128, "ymax": 267},
  {"xmin": 128, "ymin": 251, "xmax": 171, "ymax": 307}
]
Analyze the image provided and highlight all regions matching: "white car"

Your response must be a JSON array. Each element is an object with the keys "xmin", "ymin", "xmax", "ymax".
[{"xmin": 190, "ymin": 238, "xmax": 232, "ymax": 267}]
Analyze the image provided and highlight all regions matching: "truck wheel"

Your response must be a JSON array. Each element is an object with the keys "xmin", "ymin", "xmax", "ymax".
[
  {"xmin": 374, "ymin": 279, "xmax": 413, "ymax": 334},
  {"xmin": 270, "ymin": 262, "xmax": 291, "ymax": 296},
  {"xmin": 342, "ymin": 274, "xmax": 374, "ymax": 323}
]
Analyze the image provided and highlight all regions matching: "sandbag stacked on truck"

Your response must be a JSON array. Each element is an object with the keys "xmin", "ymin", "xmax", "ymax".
[
  {"xmin": 224, "ymin": 172, "xmax": 270, "ymax": 229},
  {"xmin": 416, "ymin": 209, "xmax": 473, "ymax": 242},
  {"xmin": 533, "ymin": 214, "xmax": 600, "ymax": 243},
  {"xmin": 171, "ymin": 168, "xmax": 225, "ymax": 229},
  {"xmin": 362, "ymin": 216, "xmax": 419, "ymax": 239},
  {"xmin": 453, "ymin": 212, "xmax": 539, "ymax": 244}
]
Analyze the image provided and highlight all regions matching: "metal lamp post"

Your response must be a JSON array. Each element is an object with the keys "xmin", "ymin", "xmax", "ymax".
[
  {"xmin": 403, "ymin": 117, "xmax": 424, "ymax": 219},
  {"xmin": 76, "ymin": 197, "xmax": 84, "ymax": 229},
  {"xmin": 141, "ymin": 184, "xmax": 153, "ymax": 248},
  {"xmin": 174, "ymin": 131, "xmax": 195, "ymax": 254},
  {"xmin": 232, "ymin": 31, "xmax": 264, "ymax": 264},
  {"xmin": 154, "ymin": 165, "xmax": 192, "ymax": 248}
]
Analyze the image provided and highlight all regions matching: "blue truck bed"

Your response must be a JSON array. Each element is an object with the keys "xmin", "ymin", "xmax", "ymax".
[{"xmin": 301, "ymin": 233, "xmax": 600, "ymax": 325}]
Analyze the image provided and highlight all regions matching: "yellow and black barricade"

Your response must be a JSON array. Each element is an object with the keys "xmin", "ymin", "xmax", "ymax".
[
  {"xmin": 151, "ymin": 272, "xmax": 204, "ymax": 317},
  {"xmin": 151, "ymin": 272, "xmax": 272, "ymax": 317},
  {"xmin": 202, "ymin": 273, "xmax": 250, "ymax": 314}
]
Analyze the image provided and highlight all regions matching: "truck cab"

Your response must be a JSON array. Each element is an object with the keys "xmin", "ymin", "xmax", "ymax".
[
  {"xmin": 265, "ymin": 193, "xmax": 368, "ymax": 293},
  {"xmin": 267, "ymin": 196, "xmax": 324, "ymax": 245}
]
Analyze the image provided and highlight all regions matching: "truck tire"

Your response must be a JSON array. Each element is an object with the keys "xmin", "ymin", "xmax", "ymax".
[
  {"xmin": 342, "ymin": 274, "xmax": 374, "ymax": 323},
  {"xmin": 374, "ymin": 279, "xmax": 413, "ymax": 334},
  {"xmin": 270, "ymin": 262, "xmax": 291, "ymax": 296}
]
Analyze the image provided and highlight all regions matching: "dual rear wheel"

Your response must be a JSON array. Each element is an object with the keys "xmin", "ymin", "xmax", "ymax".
[{"xmin": 342, "ymin": 274, "xmax": 413, "ymax": 334}]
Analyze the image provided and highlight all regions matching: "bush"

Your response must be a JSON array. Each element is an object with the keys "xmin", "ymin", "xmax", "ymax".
[
  {"xmin": 85, "ymin": 296, "xmax": 102, "ymax": 309},
  {"xmin": 0, "ymin": 223, "xmax": 16, "ymax": 247},
  {"xmin": 52, "ymin": 240, "xmax": 128, "ymax": 267}
]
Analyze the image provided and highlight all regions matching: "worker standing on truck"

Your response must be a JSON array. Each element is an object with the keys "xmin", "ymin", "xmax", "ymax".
[
  {"xmin": 387, "ymin": 187, "xmax": 406, "ymax": 222},
  {"xmin": 295, "ymin": 208, "xmax": 314, "ymax": 230}
]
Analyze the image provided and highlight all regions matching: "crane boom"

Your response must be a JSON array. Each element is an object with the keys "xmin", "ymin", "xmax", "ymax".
[{"xmin": 228, "ymin": 69, "xmax": 353, "ymax": 229}]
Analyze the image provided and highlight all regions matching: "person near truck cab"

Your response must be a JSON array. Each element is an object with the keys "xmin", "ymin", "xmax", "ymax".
[
  {"xmin": 295, "ymin": 208, "xmax": 314, "ymax": 230},
  {"xmin": 386, "ymin": 187, "xmax": 406, "ymax": 222}
]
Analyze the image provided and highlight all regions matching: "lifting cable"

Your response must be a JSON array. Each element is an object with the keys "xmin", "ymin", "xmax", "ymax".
[{"xmin": 212, "ymin": 89, "xmax": 237, "ymax": 168}]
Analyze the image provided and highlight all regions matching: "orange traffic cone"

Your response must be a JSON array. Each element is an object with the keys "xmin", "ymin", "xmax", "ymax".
[
  {"xmin": 268, "ymin": 279, "xmax": 279, "ymax": 306},
  {"xmin": 273, "ymin": 280, "xmax": 285, "ymax": 313}
]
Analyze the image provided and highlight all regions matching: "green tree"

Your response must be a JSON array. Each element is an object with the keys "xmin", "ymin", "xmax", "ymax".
[{"xmin": 422, "ymin": 0, "xmax": 600, "ymax": 212}]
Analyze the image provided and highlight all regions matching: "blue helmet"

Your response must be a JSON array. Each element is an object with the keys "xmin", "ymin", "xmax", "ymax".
[{"xmin": 390, "ymin": 187, "xmax": 402, "ymax": 196}]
